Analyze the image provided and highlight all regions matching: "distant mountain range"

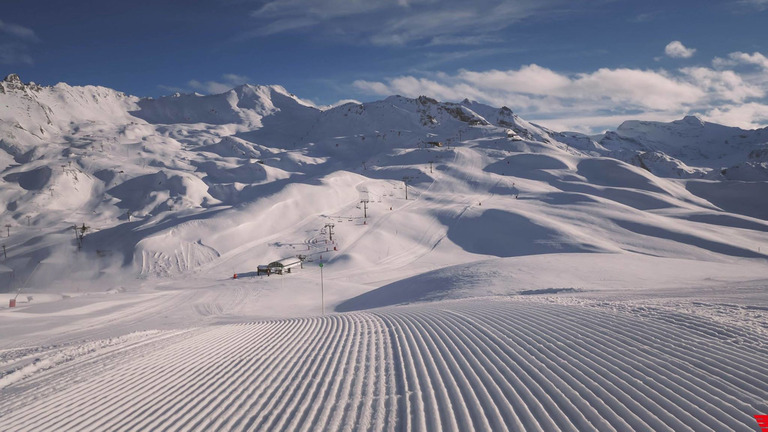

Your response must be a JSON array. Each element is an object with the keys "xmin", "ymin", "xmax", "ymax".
[{"xmin": 1, "ymin": 73, "xmax": 767, "ymax": 289}]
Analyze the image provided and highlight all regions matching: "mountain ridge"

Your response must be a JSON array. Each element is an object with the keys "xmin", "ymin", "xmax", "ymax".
[{"xmin": 1, "ymin": 73, "xmax": 767, "ymax": 292}]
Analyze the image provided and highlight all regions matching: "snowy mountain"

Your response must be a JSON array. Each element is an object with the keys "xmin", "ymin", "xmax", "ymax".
[
  {"xmin": 2, "ymin": 74, "xmax": 768, "ymax": 431},
  {"xmin": 1, "ymin": 73, "xmax": 767, "ymax": 289},
  {"xmin": 597, "ymin": 115, "xmax": 768, "ymax": 180}
]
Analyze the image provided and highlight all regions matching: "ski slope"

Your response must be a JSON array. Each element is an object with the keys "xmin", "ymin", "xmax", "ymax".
[
  {"xmin": 2, "ymin": 298, "xmax": 767, "ymax": 431},
  {"xmin": 1, "ymin": 75, "xmax": 768, "ymax": 431}
]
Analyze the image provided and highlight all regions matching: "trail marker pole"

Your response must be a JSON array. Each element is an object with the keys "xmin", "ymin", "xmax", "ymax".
[{"xmin": 319, "ymin": 262, "xmax": 325, "ymax": 316}]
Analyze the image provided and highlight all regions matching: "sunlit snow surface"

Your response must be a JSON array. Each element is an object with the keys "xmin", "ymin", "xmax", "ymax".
[{"xmin": 0, "ymin": 76, "xmax": 767, "ymax": 431}]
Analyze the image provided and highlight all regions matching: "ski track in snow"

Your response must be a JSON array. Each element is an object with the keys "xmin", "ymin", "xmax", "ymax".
[{"xmin": 1, "ymin": 298, "xmax": 766, "ymax": 432}]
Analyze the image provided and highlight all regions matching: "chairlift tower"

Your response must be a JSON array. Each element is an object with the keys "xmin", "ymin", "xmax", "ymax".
[
  {"xmin": 324, "ymin": 223, "xmax": 335, "ymax": 242},
  {"xmin": 73, "ymin": 223, "xmax": 90, "ymax": 250},
  {"xmin": 403, "ymin": 176, "xmax": 412, "ymax": 200},
  {"xmin": 360, "ymin": 198, "xmax": 370, "ymax": 219}
]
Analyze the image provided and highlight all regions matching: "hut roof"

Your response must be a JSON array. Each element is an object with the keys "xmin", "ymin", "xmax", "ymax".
[{"xmin": 277, "ymin": 256, "xmax": 302, "ymax": 267}]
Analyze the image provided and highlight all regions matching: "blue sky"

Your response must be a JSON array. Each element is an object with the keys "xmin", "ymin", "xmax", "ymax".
[{"xmin": 2, "ymin": 0, "xmax": 768, "ymax": 132}]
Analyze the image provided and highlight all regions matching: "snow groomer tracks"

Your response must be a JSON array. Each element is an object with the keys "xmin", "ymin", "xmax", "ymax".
[{"xmin": 1, "ymin": 298, "xmax": 766, "ymax": 431}]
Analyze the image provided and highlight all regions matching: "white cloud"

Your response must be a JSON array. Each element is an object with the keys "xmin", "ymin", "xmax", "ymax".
[
  {"xmin": 356, "ymin": 65, "xmax": 706, "ymax": 112},
  {"xmin": 572, "ymin": 68, "xmax": 704, "ymax": 110},
  {"xmin": 246, "ymin": 17, "xmax": 319, "ymax": 37},
  {"xmin": 714, "ymin": 51, "xmax": 768, "ymax": 70},
  {"xmin": 630, "ymin": 12, "xmax": 660, "ymax": 23},
  {"xmin": 352, "ymin": 80, "xmax": 391, "ymax": 95},
  {"xmin": 253, "ymin": 0, "xmax": 395, "ymax": 21},
  {"xmin": 426, "ymin": 34, "xmax": 500, "ymax": 46},
  {"xmin": 0, "ymin": 20, "xmax": 38, "ymax": 65},
  {"xmin": 703, "ymin": 102, "xmax": 768, "ymax": 129},
  {"xmin": 736, "ymin": 0, "xmax": 768, "ymax": 10},
  {"xmin": 730, "ymin": 51, "xmax": 768, "ymax": 69},
  {"xmin": 247, "ymin": 0, "xmax": 580, "ymax": 46},
  {"xmin": 535, "ymin": 111, "xmax": 685, "ymax": 134},
  {"xmin": 665, "ymin": 41, "xmax": 696, "ymax": 59},
  {"xmin": 319, "ymin": 99, "xmax": 362, "ymax": 110},
  {"xmin": 458, "ymin": 65, "xmax": 571, "ymax": 95},
  {"xmin": 404, "ymin": 47, "xmax": 523, "ymax": 70},
  {"xmin": 0, "ymin": 20, "xmax": 38, "ymax": 41},
  {"xmin": 188, "ymin": 74, "xmax": 250, "ymax": 94},
  {"xmin": 249, "ymin": 0, "xmax": 404, "ymax": 36},
  {"xmin": 681, "ymin": 67, "xmax": 763, "ymax": 102},
  {"xmin": 222, "ymin": 74, "xmax": 250, "ymax": 84},
  {"xmin": 157, "ymin": 84, "xmax": 187, "ymax": 93},
  {"xmin": 352, "ymin": 60, "xmax": 768, "ymax": 133}
]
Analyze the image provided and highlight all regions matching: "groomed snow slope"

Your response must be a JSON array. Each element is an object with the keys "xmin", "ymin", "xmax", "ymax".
[{"xmin": 1, "ymin": 298, "xmax": 767, "ymax": 431}]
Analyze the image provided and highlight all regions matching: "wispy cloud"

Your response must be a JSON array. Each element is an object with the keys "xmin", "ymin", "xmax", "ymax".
[
  {"xmin": 0, "ymin": 20, "xmax": 38, "ymax": 65},
  {"xmin": 734, "ymin": 0, "xmax": 768, "ymax": 10},
  {"xmin": 319, "ymin": 98, "xmax": 362, "ymax": 110},
  {"xmin": 630, "ymin": 11, "xmax": 661, "ymax": 23},
  {"xmin": 247, "ymin": 0, "xmax": 585, "ymax": 46},
  {"xmin": 664, "ymin": 41, "xmax": 696, "ymax": 59},
  {"xmin": 188, "ymin": 74, "xmax": 250, "ymax": 94},
  {"xmin": 400, "ymin": 47, "xmax": 526, "ymax": 71},
  {"xmin": 353, "ymin": 53, "xmax": 768, "ymax": 132},
  {"xmin": 157, "ymin": 84, "xmax": 187, "ymax": 93},
  {"xmin": 425, "ymin": 34, "xmax": 501, "ymax": 47},
  {"xmin": 0, "ymin": 19, "xmax": 38, "ymax": 41}
]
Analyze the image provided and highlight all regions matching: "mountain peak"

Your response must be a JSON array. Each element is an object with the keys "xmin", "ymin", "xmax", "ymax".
[
  {"xmin": 4, "ymin": 73, "xmax": 21, "ymax": 83},
  {"xmin": 678, "ymin": 115, "xmax": 705, "ymax": 126},
  {"xmin": 2, "ymin": 73, "xmax": 44, "ymax": 93},
  {"xmin": 417, "ymin": 95, "xmax": 439, "ymax": 105}
]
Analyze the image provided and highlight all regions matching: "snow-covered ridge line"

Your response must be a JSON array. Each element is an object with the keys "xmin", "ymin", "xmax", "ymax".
[{"xmin": 0, "ymin": 72, "xmax": 767, "ymax": 291}]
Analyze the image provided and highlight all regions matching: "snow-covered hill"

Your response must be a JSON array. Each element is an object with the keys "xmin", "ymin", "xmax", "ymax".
[
  {"xmin": 1, "ymin": 74, "xmax": 767, "ymax": 431},
  {"xmin": 1, "ymin": 73, "xmax": 767, "ymax": 287},
  {"xmin": 597, "ymin": 115, "xmax": 768, "ymax": 180}
]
